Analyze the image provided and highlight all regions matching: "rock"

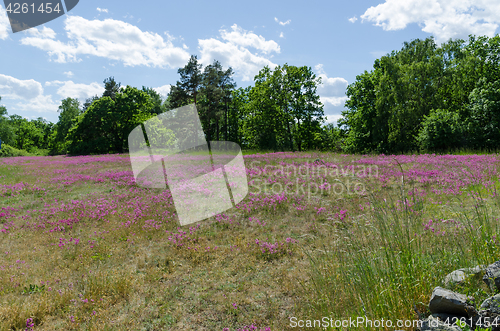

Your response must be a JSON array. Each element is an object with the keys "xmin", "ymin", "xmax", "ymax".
[
  {"xmin": 428, "ymin": 287, "xmax": 477, "ymax": 317},
  {"xmin": 444, "ymin": 265, "xmax": 485, "ymax": 287},
  {"xmin": 483, "ymin": 261, "xmax": 500, "ymax": 292},
  {"xmin": 417, "ymin": 315, "xmax": 462, "ymax": 331},
  {"xmin": 477, "ymin": 294, "xmax": 500, "ymax": 330},
  {"xmin": 481, "ymin": 294, "xmax": 500, "ymax": 314},
  {"xmin": 444, "ymin": 270, "xmax": 467, "ymax": 287}
]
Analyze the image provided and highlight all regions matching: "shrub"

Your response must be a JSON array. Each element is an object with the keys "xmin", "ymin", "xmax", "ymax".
[
  {"xmin": 417, "ymin": 108, "xmax": 464, "ymax": 152},
  {"xmin": 0, "ymin": 143, "xmax": 30, "ymax": 157}
]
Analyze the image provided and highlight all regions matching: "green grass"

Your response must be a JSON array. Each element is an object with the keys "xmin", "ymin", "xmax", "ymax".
[{"xmin": 1, "ymin": 152, "xmax": 500, "ymax": 330}]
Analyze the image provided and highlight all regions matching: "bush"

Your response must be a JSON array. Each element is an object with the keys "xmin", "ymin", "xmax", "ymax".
[
  {"xmin": 0, "ymin": 143, "xmax": 30, "ymax": 157},
  {"xmin": 417, "ymin": 108, "xmax": 464, "ymax": 152}
]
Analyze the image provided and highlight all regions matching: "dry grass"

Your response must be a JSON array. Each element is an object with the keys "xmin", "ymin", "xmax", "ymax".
[{"xmin": 1, "ymin": 152, "xmax": 500, "ymax": 330}]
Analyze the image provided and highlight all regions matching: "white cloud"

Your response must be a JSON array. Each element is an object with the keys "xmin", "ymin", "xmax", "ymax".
[
  {"xmin": 20, "ymin": 16, "xmax": 191, "ymax": 68},
  {"xmin": 14, "ymin": 94, "xmax": 59, "ymax": 113},
  {"xmin": 46, "ymin": 80, "xmax": 104, "ymax": 99},
  {"xmin": 370, "ymin": 50, "xmax": 389, "ymax": 58},
  {"xmin": 279, "ymin": 32, "xmax": 284, "ymax": 38},
  {"xmin": 97, "ymin": 7, "xmax": 108, "ymax": 13},
  {"xmin": 325, "ymin": 114, "xmax": 344, "ymax": 125},
  {"xmin": 0, "ymin": 74, "xmax": 59, "ymax": 113},
  {"xmin": 321, "ymin": 96, "xmax": 349, "ymax": 107},
  {"xmin": 314, "ymin": 64, "xmax": 349, "ymax": 117},
  {"xmin": 318, "ymin": 76, "xmax": 349, "ymax": 97},
  {"xmin": 348, "ymin": 16, "xmax": 358, "ymax": 23},
  {"xmin": 0, "ymin": 5, "xmax": 10, "ymax": 40},
  {"xmin": 153, "ymin": 84, "xmax": 171, "ymax": 98},
  {"xmin": 198, "ymin": 24, "xmax": 280, "ymax": 81},
  {"xmin": 361, "ymin": 0, "xmax": 500, "ymax": 43},
  {"xmin": 25, "ymin": 26, "xmax": 56, "ymax": 39},
  {"xmin": 274, "ymin": 17, "xmax": 291, "ymax": 26},
  {"xmin": 63, "ymin": 71, "xmax": 74, "ymax": 78},
  {"xmin": 220, "ymin": 24, "xmax": 280, "ymax": 54},
  {"xmin": 0, "ymin": 74, "xmax": 43, "ymax": 100},
  {"xmin": 315, "ymin": 64, "xmax": 325, "ymax": 74}
]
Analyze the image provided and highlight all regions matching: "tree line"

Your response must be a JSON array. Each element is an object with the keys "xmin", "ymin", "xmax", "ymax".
[
  {"xmin": 340, "ymin": 34, "xmax": 500, "ymax": 153},
  {"xmin": 3, "ymin": 34, "xmax": 499, "ymax": 157},
  {"xmin": 0, "ymin": 56, "xmax": 332, "ymax": 156}
]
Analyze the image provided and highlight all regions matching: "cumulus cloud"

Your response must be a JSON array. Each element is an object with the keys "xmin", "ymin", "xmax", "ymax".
[
  {"xmin": 274, "ymin": 17, "xmax": 291, "ymax": 26},
  {"xmin": 20, "ymin": 16, "xmax": 191, "ymax": 68},
  {"xmin": 25, "ymin": 26, "xmax": 56, "ymax": 39},
  {"xmin": 0, "ymin": 5, "xmax": 10, "ymax": 40},
  {"xmin": 46, "ymin": 80, "xmax": 104, "ymax": 99},
  {"xmin": 219, "ymin": 24, "xmax": 280, "ymax": 54},
  {"xmin": 199, "ymin": 24, "xmax": 280, "ymax": 81},
  {"xmin": 0, "ymin": 74, "xmax": 44, "ymax": 100},
  {"xmin": 13, "ymin": 94, "xmax": 59, "ymax": 113},
  {"xmin": 325, "ymin": 114, "xmax": 344, "ymax": 125},
  {"xmin": 361, "ymin": 0, "xmax": 500, "ymax": 43},
  {"xmin": 97, "ymin": 7, "xmax": 108, "ymax": 13},
  {"xmin": 0, "ymin": 74, "xmax": 59, "ymax": 113},
  {"xmin": 314, "ymin": 64, "xmax": 349, "ymax": 118},
  {"xmin": 153, "ymin": 84, "xmax": 171, "ymax": 98},
  {"xmin": 63, "ymin": 71, "xmax": 74, "ymax": 78},
  {"xmin": 348, "ymin": 16, "xmax": 358, "ymax": 23}
]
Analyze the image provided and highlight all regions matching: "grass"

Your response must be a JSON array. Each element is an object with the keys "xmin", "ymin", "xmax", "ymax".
[{"xmin": 1, "ymin": 152, "xmax": 500, "ymax": 330}]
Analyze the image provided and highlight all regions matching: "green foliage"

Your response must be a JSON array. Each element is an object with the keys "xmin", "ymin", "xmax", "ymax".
[
  {"xmin": 12, "ymin": 119, "xmax": 44, "ymax": 152},
  {"xmin": 22, "ymin": 284, "xmax": 45, "ymax": 295},
  {"xmin": 141, "ymin": 115, "xmax": 176, "ymax": 148},
  {"xmin": 49, "ymin": 97, "xmax": 81, "ymax": 155},
  {"xmin": 0, "ymin": 143, "xmax": 30, "ymax": 157},
  {"xmin": 0, "ymin": 97, "xmax": 16, "ymax": 147},
  {"xmin": 142, "ymin": 86, "xmax": 166, "ymax": 115},
  {"xmin": 102, "ymin": 76, "xmax": 121, "ymax": 100},
  {"xmin": 166, "ymin": 55, "xmax": 203, "ymax": 110},
  {"xmin": 317, "ymin": 123, "xmax": 343, "ymax": 151},
  {"xmin": 417, "ymin": 109, "xmax": 464, "ymax": 152},
  {"xmin": 198, "ymin": 59, "xmax": 236, "ymax": 142},
  {"xmin": 466, "ymin": 77, "xmax": 500, "ymax": 150},
  {"xmin": 340, "ymin": 34, "xmax": 500, "ymax": 154},
  {"xmin": 67, "ymin": 86, "xmax": 154, "ymax": 155},
  {"xmin": 243, "ymin": 64, "xmax": 324, "ymax": 151}
]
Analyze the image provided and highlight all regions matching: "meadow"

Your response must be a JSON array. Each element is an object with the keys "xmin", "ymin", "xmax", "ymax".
[{"xmin": 1, "ymin": 151, "xmax": 500, "ymax": 330}]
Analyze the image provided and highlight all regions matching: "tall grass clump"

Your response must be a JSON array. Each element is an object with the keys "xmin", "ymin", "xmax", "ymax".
[{"xmin": 302, "ymin": 170, "xmax": 500, "ymax": 330}]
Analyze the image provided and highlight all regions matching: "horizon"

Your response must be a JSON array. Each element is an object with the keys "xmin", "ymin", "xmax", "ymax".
[{"xmin": 1, "ymin": 0, "xmax": 500, "ymax": 127}]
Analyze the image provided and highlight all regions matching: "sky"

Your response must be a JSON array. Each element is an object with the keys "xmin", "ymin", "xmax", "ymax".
[{"xmin": 1, "ymin": 0, "xmax": 500, "ymax": 125}]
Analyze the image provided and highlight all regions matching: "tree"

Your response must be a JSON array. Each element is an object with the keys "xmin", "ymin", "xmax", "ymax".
[
  {"xmin": 228, "ymin": 86, "xmax": 251, "ymax": 146},
  {"xmin": 31, "ymin": 117, "xmax": 54, "ymax": 150},
  {"xmin": 49, "ymin": 97, "xmax": 81, "ymax": 154},
  {"xmin": 244, "ymin": 64, "xmax": 324, "ymax": 151},
  {"xmin": 198, "ymin": 60, "xmax": 236, "ymax": 142},
  {"xmin": 466, "ymin": 77, "xmax": 500, "ymax": 150},
  {"xmin": 82, "ymin": 95, "xmax": 100, "ymax": 112},
  {"xmin": 67, "ymin": 86, "xmax": 154, "ymax": 155},
  {"xmin": 102, "ymin": 76, "xmax": 122, "ymax": 100},
  {"xmin": 341, "ymin": 37, "xmax": 449, "ymax": 153},
  {"xmin": 166, "ymin": 55, "xmax": 203, "ymax": 109},
  {"xmin": 142, "ymin": 87, "xmax": 165, "ymax": 115},
  {"xmin": 0, "ymin": 97, "xmax": 16, "ymax": 146},
  {"xmin": 6, "ymin": 115, "xmax": 45, "ymax": 152},
  {"xmin": 417, "ymin": 109, "xmax": 463, "ymax": 151}
]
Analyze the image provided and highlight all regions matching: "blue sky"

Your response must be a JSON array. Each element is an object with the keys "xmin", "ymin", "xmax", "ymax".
[{"xmin": 1, "ymin": 0, "xmax": 499, "ymax": 125}]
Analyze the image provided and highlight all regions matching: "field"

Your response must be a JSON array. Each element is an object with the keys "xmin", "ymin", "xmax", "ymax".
[{"xmin": 1, "ymin": 152, "xmax": 500, "ymax": 330}]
